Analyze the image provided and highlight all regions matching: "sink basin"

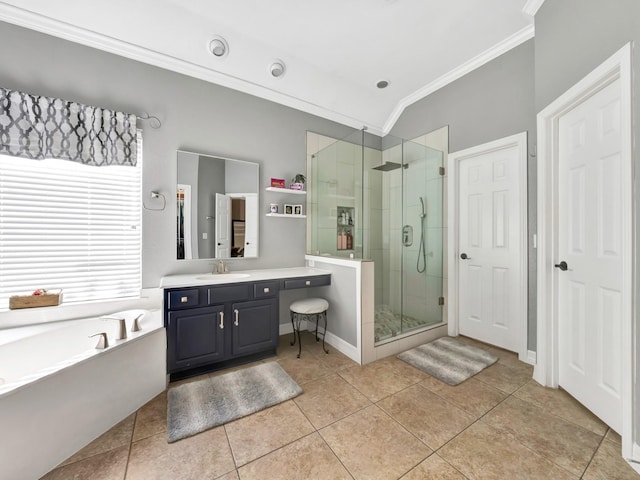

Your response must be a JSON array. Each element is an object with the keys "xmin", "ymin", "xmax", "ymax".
[{"xmin": 195, "ymin": 273, "xmax": 251, "ymax": 281}]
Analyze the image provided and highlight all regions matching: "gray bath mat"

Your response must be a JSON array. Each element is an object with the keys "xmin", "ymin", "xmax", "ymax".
[
  {"xmin": 167, "ymin": 362, "xmax": 302, "ymax": 443},
  {"xmin": 398, "ymin": 336, "xmax": 498, "ymax": 385}
]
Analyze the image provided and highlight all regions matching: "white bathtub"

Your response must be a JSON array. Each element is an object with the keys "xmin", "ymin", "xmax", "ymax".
[{"xmin": 0, "ymin": 310, "xmax": 166, "ymax": 480}]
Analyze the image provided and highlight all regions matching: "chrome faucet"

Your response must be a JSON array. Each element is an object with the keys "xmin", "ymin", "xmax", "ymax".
[
  {"xmin": 214, "ymin": 260, "xmax": 229, "ymax": 274},
  {"xmin": 90, "ymin": 332, "xmax": 109, "ymax": 349},
  {"xmin": 101, "ymin": 316, "xmax": 127, "ymax": 340}
]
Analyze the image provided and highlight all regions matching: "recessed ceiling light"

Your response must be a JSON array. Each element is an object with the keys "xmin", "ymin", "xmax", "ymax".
[
  {"xmin": 270, "ymin": 60, "xmax": 286, "ymax": 78},
  {"xmin": 376, "ymin": 80, "xmax": 389, "ymax": 89},
  {"xmin": 209, "ymin": 36, "xmax": 229, "ymax": 58}
]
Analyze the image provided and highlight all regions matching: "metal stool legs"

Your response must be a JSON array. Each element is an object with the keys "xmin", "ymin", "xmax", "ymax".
[{"xmin": 289, "ymin": 310, "xmax": 329, "ymax": 357}]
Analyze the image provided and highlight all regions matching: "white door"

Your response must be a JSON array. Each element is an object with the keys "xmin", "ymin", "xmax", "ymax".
[
  {"xmin": 243, "ymin": 193, "xmax": 258, "ymax": 257},
  {"xmin": 215, "ymin": 193, "xmax": 231, "ymax": 258},
  {"xmin": 451, "ymin": 133, "xmax": 527, "ymax": 353},
  {"xmin": 557, "ymin": 78, "xmax": 623, "ymax": 432}
]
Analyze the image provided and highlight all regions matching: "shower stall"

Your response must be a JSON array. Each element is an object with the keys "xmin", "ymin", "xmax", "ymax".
[{"xmin": 307, "ymin": 129, "xmax": 446, "ymax": 345}]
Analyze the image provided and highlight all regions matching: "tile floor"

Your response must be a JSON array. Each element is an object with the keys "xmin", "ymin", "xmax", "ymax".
[{"xmin": 41, "ymin": 333, "xmax": 640, "ymax": 480}]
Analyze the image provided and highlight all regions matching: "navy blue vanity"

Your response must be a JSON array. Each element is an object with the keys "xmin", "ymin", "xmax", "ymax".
[{"xmin": 162, "ymin": 268, "xmax": 330, "ymax": 381}]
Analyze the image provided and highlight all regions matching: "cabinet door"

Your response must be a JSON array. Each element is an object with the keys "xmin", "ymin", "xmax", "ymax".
[
  {"xmin": 231, "ymin": 298, "xmax": 278, "ymax": 357},
  {"xmin": 167, "ymin": 305, "xmax": 225, "ymax": 373}
]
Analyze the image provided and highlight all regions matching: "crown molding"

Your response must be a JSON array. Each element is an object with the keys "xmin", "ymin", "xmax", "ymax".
[
  {"xmin": 381, "ymin": 24, "xmax": 535, "ymax": 135},
  {"xmin": 523, "ymin": 0, "xmax": 546, "ymax": 17},
  {"xmin": 0, "ymin": 3, "xmax": 385, "ymax": 135}
]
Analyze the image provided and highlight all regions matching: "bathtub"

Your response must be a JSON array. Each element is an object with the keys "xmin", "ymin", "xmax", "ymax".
[{"xmin": 0, "ymin": 309, "xmax": 166, "ymax": 480}]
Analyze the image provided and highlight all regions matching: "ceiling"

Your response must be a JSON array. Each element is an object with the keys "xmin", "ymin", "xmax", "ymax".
[{"xmin": 0, "ymin": 1, "xmax": 539, "ymax": 135}]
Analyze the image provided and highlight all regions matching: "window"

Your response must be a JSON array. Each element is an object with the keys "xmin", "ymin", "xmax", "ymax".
[{"xmin": 0, "ymin": 136, "xmax": 142, "ymax": 309}]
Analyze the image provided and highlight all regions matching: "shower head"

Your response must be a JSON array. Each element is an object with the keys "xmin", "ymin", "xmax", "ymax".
[{"xmin": 371, "ymin": 162, "xmax": 406, "ymax": 172}]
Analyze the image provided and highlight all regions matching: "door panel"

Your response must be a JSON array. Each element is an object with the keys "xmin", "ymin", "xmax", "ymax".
[
  {"xmin": 557, "ymin": 78, "xmax": 622, "ymax": 432},
  {"xmin": 456, "ymin": 135, "xmax": 525, "ymax": 352}
]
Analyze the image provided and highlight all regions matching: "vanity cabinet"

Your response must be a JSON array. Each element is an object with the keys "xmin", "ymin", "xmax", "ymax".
[
  {"xmin": 164, "ymin": 273, "xmax": 331, "ymax": 380},
  {"xmin": 165, "ymin": 281, "xmax": 276, "ymax": 377}
]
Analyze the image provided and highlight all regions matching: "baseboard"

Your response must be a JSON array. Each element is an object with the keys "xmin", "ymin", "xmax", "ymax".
[
  {"xmin": 278, "ymin": 322, "xmax": 360, "ymax": 364},
  {"xmin": 526, "ymin": 350, "xmax": 537, "ymax": 365}
]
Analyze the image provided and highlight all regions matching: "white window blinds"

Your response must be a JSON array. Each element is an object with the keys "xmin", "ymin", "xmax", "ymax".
[{"xmin": 0, "ymin": 137, "xmax": 142, "ymax": 309}]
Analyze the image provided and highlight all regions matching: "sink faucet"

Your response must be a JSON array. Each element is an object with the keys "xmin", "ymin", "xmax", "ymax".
[{"xmin": 214, "ymin": 260, "xmax": 229, "ymax": 274}]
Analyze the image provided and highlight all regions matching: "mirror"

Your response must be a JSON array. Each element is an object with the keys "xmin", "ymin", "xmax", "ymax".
[{"xmin": 177, "ymin": 150, "xmax": 259, "ymax": 260}]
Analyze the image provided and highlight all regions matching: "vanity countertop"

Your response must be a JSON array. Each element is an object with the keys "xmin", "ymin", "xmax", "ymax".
[{"xmin": 160, "ymin": 267, "xmax": 331, "ymax": 289}]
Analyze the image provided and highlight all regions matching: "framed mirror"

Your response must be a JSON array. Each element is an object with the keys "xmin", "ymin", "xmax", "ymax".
[{"xmin": 177, "ymin": 150, "xmax": 259, "ymax": 260}]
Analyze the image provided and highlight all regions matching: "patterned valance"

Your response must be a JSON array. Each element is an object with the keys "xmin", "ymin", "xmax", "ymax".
[{"xmin": 0, "ymin": 88, "xmax": 137, "ymax": 166}]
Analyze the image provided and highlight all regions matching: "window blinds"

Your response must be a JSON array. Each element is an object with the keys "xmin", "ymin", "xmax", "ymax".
[{"xmin": 0, "ymin": 139, "xmax": 142, "ymax": 309}]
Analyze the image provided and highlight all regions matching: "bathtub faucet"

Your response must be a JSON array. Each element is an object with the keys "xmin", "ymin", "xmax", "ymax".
[
  {"xmin": 100, "ymin": 316, "xmax": 127, "ymax": 340},
  {"xmin": 90, "ymin": 332, "xmax": 109, "ymax": 349}
]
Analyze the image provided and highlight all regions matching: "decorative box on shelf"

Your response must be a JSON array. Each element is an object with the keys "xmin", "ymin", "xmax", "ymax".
[
  {"xmin": 270, "ymin": 178, "xmax": 286, "ymax": 188},
  {"xmin": 9, "ymin": 289, "xmax": 63, "ymax": 310}
]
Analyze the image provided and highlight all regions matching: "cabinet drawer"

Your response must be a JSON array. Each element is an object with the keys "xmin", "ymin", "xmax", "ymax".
[
  {"xmin": 168, "ymin": 289, "xmax": 200, "ymax": 309},
  {"xmin": 208, "ymin": 284, "xmax": 251, "ymax": 304},
  {"xmin": 283, "ymin": 274, "xmax": 331, "ymax": 289},
  {"xmin": 254, "ymin": 281, "xmax": 279, "ymax": 298}
]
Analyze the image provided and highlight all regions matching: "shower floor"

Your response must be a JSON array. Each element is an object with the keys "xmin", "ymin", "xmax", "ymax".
[{"xmin": 374, "ymin": 305, "xmax": 432, "ymax": 343}]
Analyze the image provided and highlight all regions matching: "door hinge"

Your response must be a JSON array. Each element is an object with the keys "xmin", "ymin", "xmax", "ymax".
[
  {"xmin": 439, "ymin": 166, "xmax": 445, "ymax": 176},
  {"xmin": 438, "ymin": 296, "xmax": 445, "ymax": 306}
]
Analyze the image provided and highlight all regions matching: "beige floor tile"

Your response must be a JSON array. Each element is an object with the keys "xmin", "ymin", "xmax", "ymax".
[
  {"xmin": 583, "ymin": 439, "xmax": 640, "ymax": 480},
  {"xmin": 485, "ymin": 346, "xmax": 534, "ymax": 373},
  {"xmin": 237, "ymin": 432, "xmax": 352, "ymax": 480},
  {"xmin": 216, "ymin": 471, "xmax": 239, "ymax": 480},
  {"xmin": 41, "ymin": 445, "xmax": 129, "ymax": 480},
  {"xmin": 338, "ymin": 360, "xmax": 420, "ymax": 402},
  {"xmin": 378, "ymin": 384, "xmax": 475, "ymax": 450},
  {"xmin": 473, "ymin": 362, "xmax": 532, "ymax": 394},
  {"xmin": 482, "ymin": 396, "xmax": 601, "ymax": 476},
  {"xmin": 126, "ymin": 427, "xmax": 234, "ymax": 480},
  {"xmin": 439, "ymin": 421, "xmax": 578, "ymax": 480},
  {"xmin": 514, "ymin": 380, "xmax": 608, "ymax": 435},
  {"xmin": 132, "ymin": 391, "xmax": 167, "ymax": 442},
  {"xmin": 294, "ymin": 373, "xmax": 371, "ymax": 429},
  {"xmin": 61, "ymin": 414, "xmax": 135, "ymax": 466},
  {"xmin": 225, "ymin": 400, "xmax": 315, "ymax": 467},
  {"xmin": 311, "ymin": 348, "xmax": 359, "ymax": 371},
  {"xmin": 605, "ymin": 428, "xmax": 622, "ymax": 445},
  {"xmin": 320, "ymin": 404, "xmax": 431, "ymax": 480},
  {"xmin": 277, "ymin": 353, "xmax": 334, "ymax": 385},
  {"xmin": 400, "ymin": 454, "xmax": 468, "ymax": 480},
  {"xmin": 419, "ymin": 376, "xmax": 507, "ymax": 418},
  {"xmin": 169, "ymin": 372, "xmax": 212, "ymax": 387},
  {"xmin": 378, "ymin": 356, "xmax": 430, "ymax": 383}
]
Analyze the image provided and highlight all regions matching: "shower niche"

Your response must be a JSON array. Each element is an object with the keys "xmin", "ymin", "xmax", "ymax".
[{"xmin": 336, "ymin": 206, "xmax": 355, "ymax": 251}]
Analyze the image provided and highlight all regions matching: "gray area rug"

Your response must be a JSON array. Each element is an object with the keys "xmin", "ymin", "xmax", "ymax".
[
  {"xmin": 398, "ymin": 336, "xmax": 498, "ymax": 386},
  {"xmin": 167, "ymin": 362, "xmax": 302, "ymax": 443}
]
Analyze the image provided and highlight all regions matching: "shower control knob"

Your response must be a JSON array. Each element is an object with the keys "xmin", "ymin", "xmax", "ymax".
[{"xmin": 460, "ymin": 253, "xmax": 470, "ymax": 260}]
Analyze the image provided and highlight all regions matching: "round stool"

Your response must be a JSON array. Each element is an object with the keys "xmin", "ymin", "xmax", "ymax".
[{"xmin": 289, "ymin": 298, "xmax": 329, "ymax": 358}]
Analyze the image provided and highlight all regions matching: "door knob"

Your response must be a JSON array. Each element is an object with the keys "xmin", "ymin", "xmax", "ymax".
[
  {"xmin": 460, "ymin": 253, "xmax": 470, "ymax": 260},
  {"xmin": 554, "ymin": 261, "xmax": 568, "ymax": 271}
]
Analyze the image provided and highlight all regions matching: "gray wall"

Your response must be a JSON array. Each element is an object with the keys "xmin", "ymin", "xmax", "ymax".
[
  {"xmin": 0, "ymin": 21, "xmax": 356, "ymax": 288},
  {"xmin": 390, "ymin": 40, "xmax": 538, "ymax": 351},
  {"xmin": 197, "ymin": 157, "xmax": 224, "ymax": 258}
]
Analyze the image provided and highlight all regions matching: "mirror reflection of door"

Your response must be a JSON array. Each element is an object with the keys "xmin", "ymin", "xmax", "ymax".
[
  {"xmin": 215, "ymin": 193, "xmax": 231, "ymax": 258},
  {"xmin": 177, "ymin": 184, "xmax": 193, "ymax": 260}
]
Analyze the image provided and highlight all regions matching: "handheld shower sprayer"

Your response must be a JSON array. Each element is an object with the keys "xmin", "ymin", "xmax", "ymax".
[{"xmin": 417, "ymin": 196, "xmax": 427, "ymax": 273}]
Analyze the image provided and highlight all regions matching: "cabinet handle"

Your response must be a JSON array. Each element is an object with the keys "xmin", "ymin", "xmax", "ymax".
[
  {"xmin": 181, "ymin": 296, "xmax": 188, "ymax": 303},
  {"xmin": 219, "ymin": 311, "xmax": 224, "ymax": 329},
  {"xmin": 305, "ymin": 280, "xmax": 311, "ymax": 286},
  {"xmin": 263, "ymin": 287, "xmax": 270, "ymax": 293},
  {"xmin": 234, "ymin": 309, "xmax": 239, "ymax": 327}
]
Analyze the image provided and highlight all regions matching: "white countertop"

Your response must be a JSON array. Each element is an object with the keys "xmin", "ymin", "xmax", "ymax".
[{"xmin": 160, "ymin": 267, "xmax": 332, "ymax": 289}]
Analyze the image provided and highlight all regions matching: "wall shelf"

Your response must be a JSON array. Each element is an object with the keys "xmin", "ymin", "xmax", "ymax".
[
  {"xmin": 265, "ymin": 213, "xmax": 306, "ymax": 218},
  {"xmin": 265, "ymin": 187, "xmax": 306, "ymax": 195}
]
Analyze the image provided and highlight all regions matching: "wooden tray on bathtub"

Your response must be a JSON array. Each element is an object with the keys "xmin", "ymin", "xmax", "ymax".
[{"xmin": 9, "ymin": 291, "xmax": 63, "ymax": 309}]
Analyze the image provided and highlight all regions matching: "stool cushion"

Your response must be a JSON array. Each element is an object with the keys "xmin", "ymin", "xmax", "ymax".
[{"xmin": 290, "ymin": 298, "xmax": 329, "ymax": 315}]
